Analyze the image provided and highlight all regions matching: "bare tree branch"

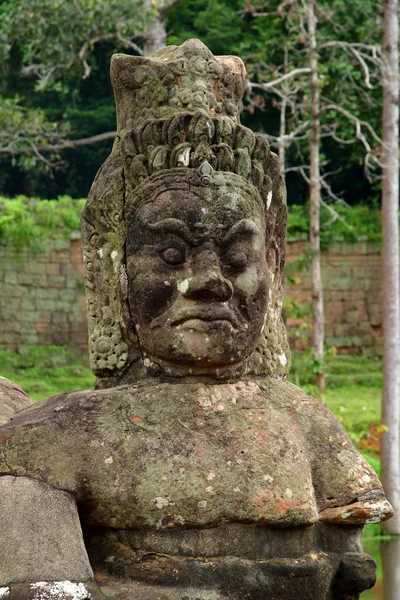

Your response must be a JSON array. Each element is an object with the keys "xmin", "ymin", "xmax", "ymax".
[
  {"xmin": 318, "ymin": 41, "xmax": 384, "ymax": 89},
  {"xmin": 0, "ymin": 131, "xmax": 116, "ymax": 155},
  {"xmin": 290, "ymin": 165, "xmax": 353, "ymax": 227},
  {"xmin": 31, "ymin": 143, "xmax": 59, "ymax": 169},
  {"xmin": 116, "ymin": 31, "xmax": 144, "ymax": 56},
  {"xmin": 321, "ymin": 101, "xmax": 383, "ymax": 179},
  {"xmin": 319, "ymin": 41, "xmax": 382, "ymax": 54},
  {"xmin": 22, "ymin": 29, "xmax": 144, "ymax": 83},
  {"xmin": 249, "ymin": 68, "xmax": 311, "ymax": 91}
]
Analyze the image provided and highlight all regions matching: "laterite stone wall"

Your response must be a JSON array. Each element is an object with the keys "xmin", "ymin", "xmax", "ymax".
[
  {"xmin": 0, "ymin": 237, "xmax": 383, "ymax": 355},
  {"xmin": 0, "ymin": 236, "xmax": 87, "ymax": 351},
  {"xmin": 286, "ymin": 240, "xmax": 383, "ymax": 356}
]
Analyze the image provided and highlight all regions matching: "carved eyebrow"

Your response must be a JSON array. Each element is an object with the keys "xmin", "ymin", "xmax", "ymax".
[
  {"xmin": 222, "ymin": 219, "xmax": 261, "ymax": 244},
  {"xmin": 145, "ymin": 218, "xmax": 195, "ymax": 244}
]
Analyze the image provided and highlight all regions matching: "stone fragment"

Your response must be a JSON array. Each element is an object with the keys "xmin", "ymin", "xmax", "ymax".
[{"xmin": 0, "ymin": 476, "xmax": 93, "ymax": 586}]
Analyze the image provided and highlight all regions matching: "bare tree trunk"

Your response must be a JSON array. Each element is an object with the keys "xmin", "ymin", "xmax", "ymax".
[
  {"xmin": 143, "ymin": 1, "xmax": 167, "ymax": 56},
  {"xmin": 381, "ymin": 0, "xmax": 400, "ymax": 534},
  {"xmin": 381, "ymin": 539, "xmax": 400, "ymax": 599},
  {"xmin": 278, "ymin": 95, "xmax": 287, "ymax": 174},
  {"xmin": 307, "ymin": 0, "xmax": 325, "ymax": 395},
  {"xmin": 142, "ymin": 0, "xmax": 182, "ymax": 56}
]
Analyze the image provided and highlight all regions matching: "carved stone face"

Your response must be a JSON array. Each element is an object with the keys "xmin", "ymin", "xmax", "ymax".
[{"xmin": 126, "ymin": 179, "xmax": 268, "ymax": 376}]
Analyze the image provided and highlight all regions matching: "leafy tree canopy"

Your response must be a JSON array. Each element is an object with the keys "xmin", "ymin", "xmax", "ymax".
[
  {"xmin": 0, "ymin": 0, "xmax": 386, "ymax": 207},
  {"xmin": 0, "ymin": 0, "xmax": 153, "ymax": 88}
]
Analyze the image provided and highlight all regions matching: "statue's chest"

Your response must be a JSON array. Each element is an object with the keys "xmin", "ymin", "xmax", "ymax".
[{"xmin": 82, "ymin": 384, "xmax": 318, "ymax": 528}]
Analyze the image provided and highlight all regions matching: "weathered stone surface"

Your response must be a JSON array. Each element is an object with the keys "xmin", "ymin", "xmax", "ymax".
[
  {"xmin": 0, "ymin": 376, "xmax": 33, "ymax": 425},
  {"xmin": 88, "ymin": 550, "xmax": 374, "ymax": 600},
  {"xmin": 84, "ymin": 521, "xmax": 363, "ymax": 562},
  {"xmin": 84, "ymin": 522, "xmax": 374, "ymax": 599},
  {"xmin": 90, "ymin": 553, "xmax": 347, "ymax": 600},
  {"xmin": 318, "ymin": 490, "xmax": 393, "ymax": 525},
  {"xmin": 331, "ymin": 553, "xmax": 377, "ymax": 599},
  {"xmin": 0, "ymin": 476, "xmax": 93, "ymax": 585},
  {"xmin": 0, "ymin": 380, "xmax": 387, "ymax": 530}
]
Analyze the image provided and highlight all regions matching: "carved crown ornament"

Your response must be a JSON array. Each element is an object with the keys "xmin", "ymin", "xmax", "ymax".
[{"xmin": 81, "ymin": 39, "xmax": 290, "ymax": 386}]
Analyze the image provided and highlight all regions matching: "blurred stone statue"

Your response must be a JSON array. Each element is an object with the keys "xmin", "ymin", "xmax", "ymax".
[{"xmin": 0, "ymin": 40, "xmax": 393, "ymax": 600}]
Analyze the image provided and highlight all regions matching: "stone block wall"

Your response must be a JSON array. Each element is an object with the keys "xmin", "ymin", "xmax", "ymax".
[
  {"xmin": 286, "ymin": 240, "xmax": 383, "ymax": 356},
  {"xmin": 0, "ymin": 237, "xmax": 87, "ymax": 351},
  {"xmin": 0, "ymin": 237, "xmax": 384, "ymax": 355}
]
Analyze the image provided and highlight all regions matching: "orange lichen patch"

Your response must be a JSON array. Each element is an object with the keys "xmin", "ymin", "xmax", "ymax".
[
  {"xmin": 275, "ymin": 498, "xmax": 310, "ymax": 516},
  {"xmin": 213, "ymin": 79, "xmax": 220, "ymax": 103},
  {"xmin": 253, "ymin": 489, "xmax": 310, "ymax": 519},
  {"xmin": 131, "ymin": 414, "xmax": 143, "ymax": 422},
  {"xmin": 253, "ymin": 490, "xmax": 274, "ymax": 506}
]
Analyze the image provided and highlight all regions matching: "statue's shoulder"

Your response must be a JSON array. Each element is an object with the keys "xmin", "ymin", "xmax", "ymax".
[
  {"xmin": 0, "ymin": 383, "xmax": 129, "ymax": 431},
  {"xmin": 0, "ymin": 388, "xmax": 91, "ymax": 441},
  {"xmin": 259, "ymin": 377, "xmax": 347, "ymax": 435},
  {"xmin": 260, "ymin": 378, "xmax": 387, "ymax": 513},
  {"xmin": 0, "ymin": 384, "xmax": 130, "ymax": 490}
]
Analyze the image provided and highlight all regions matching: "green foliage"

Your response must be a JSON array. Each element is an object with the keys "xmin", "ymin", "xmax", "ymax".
[
  {"xmin": 0, "ymin": 0, "xmax": 153, "ymax": 193},
  {"xmin": 287, "ymin": 202, "xmax": 384, "ymax": 246},
  {"xmin": 0, "ymin": 193, "xmax": 387, "ymax": 252},
  {"xmin": 291, "ymin": 351, "xmax": 383, "ymax": 450},
  {"xmin": 289, "ymin": 346, "xmax": 337, "ymax": 394},
  {"xmin": 0, "ymin": 344, "xmax": 94, "ymax": 400},
  {"xmin": 0, "ymin": 0, "xmax": 386, "ymax": 206},
  {"xmin": 0, "ymin": 96, "xmax": 69, "ymax": 166},
  {"xmin": 0, "ymin": 195, "xmax": 85, "ymax": 250},
  {"xmin": 0, "ymin": 0, "xmax": 150, "ymax": 88}
]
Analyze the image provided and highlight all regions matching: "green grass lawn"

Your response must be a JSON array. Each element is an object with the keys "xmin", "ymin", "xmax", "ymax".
[{"xmin": 0, "ymin": 344, "xmax": 95, "ymax": 400}]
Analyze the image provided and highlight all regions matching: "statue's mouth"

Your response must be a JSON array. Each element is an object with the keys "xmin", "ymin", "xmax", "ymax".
[{"xmin": 171, "ymin": 308, "xmax": 241, "ymax": 330}]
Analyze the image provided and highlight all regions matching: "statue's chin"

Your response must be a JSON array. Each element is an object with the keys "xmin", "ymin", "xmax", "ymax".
[
  {"xmin": 138, "ymin": 321, "xmax": 257, "ymax": 377},
  {"xmin": 141, "ymin": 349, "xmax": 251, "ymax": 379}
]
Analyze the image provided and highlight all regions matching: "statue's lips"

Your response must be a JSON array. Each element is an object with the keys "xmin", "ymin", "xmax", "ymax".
[{"xmin": 171, "ymin": 309, "xmax": 241, "ymax": 331}]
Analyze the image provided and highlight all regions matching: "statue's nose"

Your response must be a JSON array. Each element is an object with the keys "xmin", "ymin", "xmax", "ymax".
[{"xmin": 183, "ymin": 268, "xmax": 234, "ymax": 302}]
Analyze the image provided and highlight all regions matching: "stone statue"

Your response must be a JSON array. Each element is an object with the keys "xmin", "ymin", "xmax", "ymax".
[{"xmin": 0, "ymin": 40, "xmax": 393, "ymax": 600}]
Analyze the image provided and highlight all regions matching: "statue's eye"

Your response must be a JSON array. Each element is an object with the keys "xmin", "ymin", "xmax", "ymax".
[
  {"xmin": 225, "ymin": 250, "xmax": 248, "ymax": 270},
  {"xmin": 161, "ymin": 247, "xmax": 185, "ymax": 266}
]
